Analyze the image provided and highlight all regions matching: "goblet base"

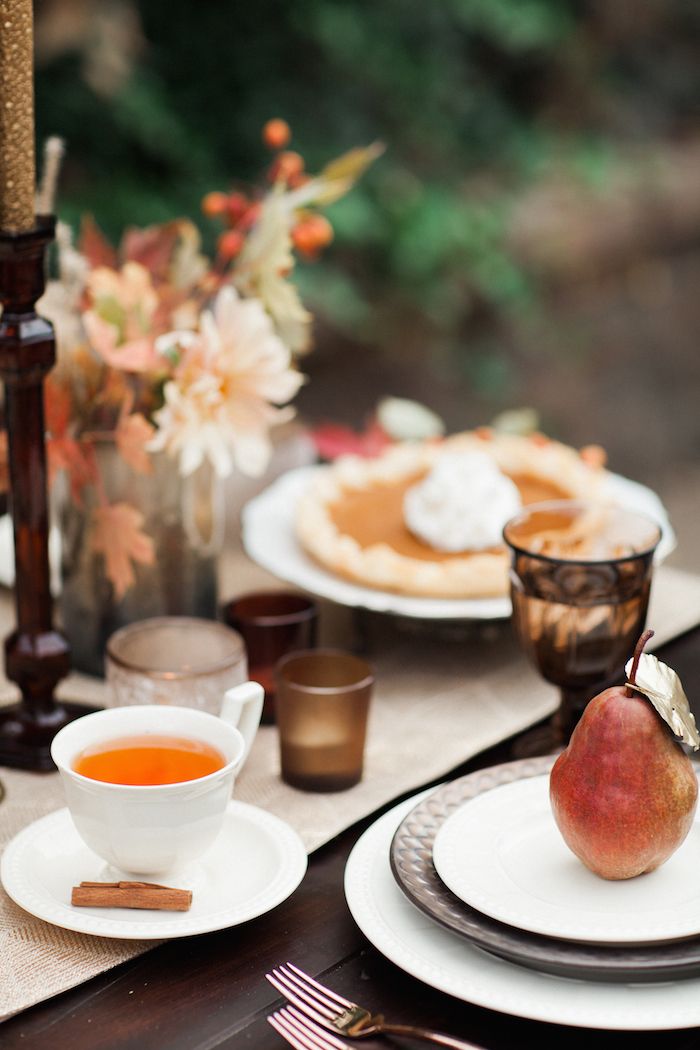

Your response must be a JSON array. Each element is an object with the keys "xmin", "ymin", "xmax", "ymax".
[{"xmin": 511, "ymin": 719, "xmax": 565, "ymax": 759}]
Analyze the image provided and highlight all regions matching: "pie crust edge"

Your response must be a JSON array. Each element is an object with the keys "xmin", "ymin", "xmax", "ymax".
[{"xmin": 296, "ymin": 431, "xmax": 608, "ymax": 599}]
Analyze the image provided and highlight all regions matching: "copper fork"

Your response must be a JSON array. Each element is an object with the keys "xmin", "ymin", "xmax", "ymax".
[
  {"xmin": 266, "ymin": 962, "xmax": 484, "ymax": 1050},
  {"xmin": 268, "ymin": 1006, "xmax": 351, "ymax": 1049}
]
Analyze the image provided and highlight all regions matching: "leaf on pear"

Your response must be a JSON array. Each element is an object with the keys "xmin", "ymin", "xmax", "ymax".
[{"xmin": 625, "ymin": 652, "xmax": 700, "ymax": 750}]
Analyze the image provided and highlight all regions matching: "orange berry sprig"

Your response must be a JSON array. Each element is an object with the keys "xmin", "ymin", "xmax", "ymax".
[
  {"xmin": 262, "ymin": 118, "xmax": 310, "ymax": 189},
  {"xmin": 268, "ymin": 150, "xmax": 307, "ymax": 188},
  {"xmin": 262, "ymin": 118, "xmax": 291, "ymax": 150},
  {"xmin": 202, "ymin": 187, "xmax": 259, "ymax": 263},
  {"xmin": 217, "ymin": 228, "xmax": 245, "ymax": 261},
  {"xmin": 201, "ymin": 191, "xmax": 228, "ymax": 218},
  {"xmin": 292, "ymin": 213, "xmax": 334, "ymax": 260},
  {"xmin": 202, "ymin": 118, "xmax": 339, "ymax": 264}
]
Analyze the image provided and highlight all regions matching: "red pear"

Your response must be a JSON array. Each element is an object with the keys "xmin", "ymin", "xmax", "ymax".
[{"xmin": 550, "ymin": 632, "xmax": 698, "ymax": 880}]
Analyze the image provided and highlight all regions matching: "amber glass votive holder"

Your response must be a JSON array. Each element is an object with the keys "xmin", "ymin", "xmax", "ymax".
[
  {"xmin": 223, "ymin": 591, "xmax": 319, "ymax": 724},
  {"xmin": 274, "ymin": 649, "xmax": 374, "ymax": 792}
]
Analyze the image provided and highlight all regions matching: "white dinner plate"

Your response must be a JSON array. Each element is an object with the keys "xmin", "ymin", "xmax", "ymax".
[
  {"xmin": 432, "ymin": 774, "xmax": 700, "ymax": 945},
  {"xmin": 241, "ymin": 466, "xmax": 676, "ymax": 621},
  {"xmin": 1, "ymin": 801, "xmax": 307, "ymax": 939},
  {"xmin": 344, "ymin": 791, "xmax": 700, "ymax": 1031}
]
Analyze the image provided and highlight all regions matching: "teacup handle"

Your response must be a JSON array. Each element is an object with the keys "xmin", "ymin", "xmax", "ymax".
[{"xmin": 221, "ymin": 682, "xmax": 264, "ymax": 770}]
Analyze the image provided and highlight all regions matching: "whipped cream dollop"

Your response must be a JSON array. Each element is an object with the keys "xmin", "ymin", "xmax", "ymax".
[{"xmin": 403, "ymin": 450, "xmax": 522, "ymax": 552}]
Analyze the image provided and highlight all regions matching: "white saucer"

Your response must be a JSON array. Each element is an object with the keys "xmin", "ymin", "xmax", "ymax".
[
  {"xmin": 241, "ymin": 466, "xmax": 675, "ymax": 621},
  {"xmin": 432, "ymin": 774, "xmax": 700, "ymax": 944},
  {"xmin": 344, "ymin": 791, "xmax": 700, "ymax": 1031},
  {"xmin": 1, "ymin": 801, "xmax": 307, "ymax": 939}
]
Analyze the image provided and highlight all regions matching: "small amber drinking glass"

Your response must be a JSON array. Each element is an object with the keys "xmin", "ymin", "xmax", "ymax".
[
  {"xmin": 222, "ymin": 591, "xmax": 319, "ymax": 724},
  {"xmin": 274, "ymin": 649, "xmax": 374, "ymax": 792},
  {"xmin": 504, "ymin": 501, "xmax": 661, "ymax": 749}
]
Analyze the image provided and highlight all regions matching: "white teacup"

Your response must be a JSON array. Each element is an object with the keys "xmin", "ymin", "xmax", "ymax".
[{"xmin": 50, "ymin": 681, "xmax": 263, "ymax": 876}]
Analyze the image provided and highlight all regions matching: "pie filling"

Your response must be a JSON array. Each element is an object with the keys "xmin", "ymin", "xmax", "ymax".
[{"xmin": 327, "ymin": 471, "xmax": 569, "ymax": 562}]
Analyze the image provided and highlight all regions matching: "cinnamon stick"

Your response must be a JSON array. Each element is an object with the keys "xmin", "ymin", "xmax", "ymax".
[{"xmin": 71, "ymin": 880, "xmax": 192, "ymax": 912}]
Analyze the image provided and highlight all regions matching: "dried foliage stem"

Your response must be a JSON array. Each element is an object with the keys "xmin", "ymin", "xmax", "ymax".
[{"xmin": 36, "ymin": 135, "xmax": 65, "ymax": 215}]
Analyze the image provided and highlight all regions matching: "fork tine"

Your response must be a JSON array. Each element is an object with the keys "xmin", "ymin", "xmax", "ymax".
[
  {"xmin": 268, "ymin": 1012, "xmax": 310, "ymax": 1050},
  {"xmin": 266, "ymin": 967, "xmax": 335, "ymax": 1022},
  {"xmin": 287, "ymin": 962, "xmax": 353, "ymax": 1010},
  {"xmin": 286, "ymin": 1006, "xmax": 349, "ymax": 1049},
  {"xmin": 269, "ymin": 1007, "xmax": 349, "ymax": 1050}
]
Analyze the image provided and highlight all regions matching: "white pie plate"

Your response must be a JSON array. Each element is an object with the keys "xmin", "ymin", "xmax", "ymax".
[
  {"xmin": 344, "ymin": 790, "xmax": 700, "ymax": 1031},
  {"xmin": 432, "ymin": 774, "xmax": 700, "ymax": 945},
  {"xmin": 1, "ymin": 801, "xmax": 307, "ymax": 939},
  {"xmin": 242, "ymin": 465, "xmax": 676, "ymax": 621}
]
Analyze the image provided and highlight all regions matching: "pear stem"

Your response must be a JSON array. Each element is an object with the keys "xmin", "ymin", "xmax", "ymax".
[{"xmin": 626, "ymin": 628, "xmax": 655, "ymax": 695}]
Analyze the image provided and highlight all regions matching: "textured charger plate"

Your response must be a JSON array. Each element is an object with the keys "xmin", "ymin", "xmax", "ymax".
[{"xmin": 390, "ymin": 757, "xmax": 700, "ymax": 982}]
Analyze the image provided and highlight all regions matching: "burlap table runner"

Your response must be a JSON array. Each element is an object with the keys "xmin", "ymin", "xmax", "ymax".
[{"xmin": 2, "ymin": 563, "xmax": 700, "ymax": 1021}]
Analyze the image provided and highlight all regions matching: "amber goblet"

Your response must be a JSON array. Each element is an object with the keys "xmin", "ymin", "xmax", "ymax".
[{"xmin": 503, "ymin": 501, "xmax": 662, "ymax": 752}]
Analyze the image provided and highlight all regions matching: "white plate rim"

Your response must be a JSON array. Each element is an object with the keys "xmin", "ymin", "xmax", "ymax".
[
  {"xmin": 1, "ymin": 801, "xmax": 307, "ymax": 939},
  {"xmin": 241, "ymin": 465, "xmax": 676, "ymax": 621},
  {"xmin": 431, "ymin": 774, "xmax": 700, "ymax": 945},
  {"xmin": 344, "ymin": 790, "xmax": 700, "ymax": 1031}
]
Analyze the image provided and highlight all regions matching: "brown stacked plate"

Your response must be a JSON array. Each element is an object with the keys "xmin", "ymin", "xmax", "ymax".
[{"xmin": 389, "ymin": 755, "xmax": 700, "ymax": 983}]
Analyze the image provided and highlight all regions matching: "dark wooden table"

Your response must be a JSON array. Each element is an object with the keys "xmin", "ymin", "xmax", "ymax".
[{"xmin": 3, "ymin": 629, "xmax": 700, "ymax": 1050}]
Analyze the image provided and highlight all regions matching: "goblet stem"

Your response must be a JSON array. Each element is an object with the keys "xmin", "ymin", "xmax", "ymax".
[
  {"xmin": 555, "ymin": 685, "xmax": 597, "ymax": 743},
  {"xmin": 513, "ymin": 684, "xmax": 596, "ymax": 758}
]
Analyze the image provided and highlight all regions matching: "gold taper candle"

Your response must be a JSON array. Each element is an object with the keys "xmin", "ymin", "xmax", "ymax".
[{"xmin": 0, "ymin": 0, "xmax": 35, "ymax": 231}]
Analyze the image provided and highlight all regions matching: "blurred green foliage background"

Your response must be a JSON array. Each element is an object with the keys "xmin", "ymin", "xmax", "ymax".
[{"xmin": 34, "ymin": 0, "xmax": 700, "ymax": 440}]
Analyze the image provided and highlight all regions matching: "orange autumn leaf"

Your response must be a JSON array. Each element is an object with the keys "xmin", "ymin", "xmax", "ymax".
[
  {"xmin": 47, "ymin": 436, "xmax": 97, "ymax": 503},
  {"xmin": 116, "ymin": 410, "xmax": 155, "ymax": 475},
  {"xmin": 45, "ymin": 380, "xmax": 97, "ymax": 502},
  {"xmin": 82, "ymin": 311, "xmax": 158, "ymax": 373},
  {"xmin": 121, "ymin": 220, "xmax": 184, "ymax": 284},
  {"xmin": 91, "ymin": 502, "xmax": 155, "ymax": 599},
  {"xmin": 45, "ymin": 378, "xmax": 73, "ymax": 438},
  {"xmin": 79, "ymin": 215, "xmax": 118, "ymax": 270},
  {"xmin": 97, "ymin": 369, "xmax": 131, "ymax": 409}
]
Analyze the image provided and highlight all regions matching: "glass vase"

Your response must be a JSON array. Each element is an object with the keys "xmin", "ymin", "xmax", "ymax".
[{"xmin": 56, "ymin": 449, "xmax": 224, "ymax": 677}]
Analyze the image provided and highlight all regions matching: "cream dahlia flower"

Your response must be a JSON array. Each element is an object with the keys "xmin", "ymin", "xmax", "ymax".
[{"xmin": 149, "ymin": 287, "xmax": 304, "ymax": 478}]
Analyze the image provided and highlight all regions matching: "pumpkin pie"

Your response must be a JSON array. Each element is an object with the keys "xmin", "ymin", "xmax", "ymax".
[{"xmin": 296, "ymin": 429, "xmax": 608, "ymax": 599}]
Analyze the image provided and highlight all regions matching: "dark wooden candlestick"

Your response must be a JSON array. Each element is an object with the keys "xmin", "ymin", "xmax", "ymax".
[{"xmin": 0, "ymin": 216, "xmax": 96, "ymax": 770}]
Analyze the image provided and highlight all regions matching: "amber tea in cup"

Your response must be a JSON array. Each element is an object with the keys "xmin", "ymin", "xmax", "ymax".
[{"xmin": 73, "ymin": 735, "xmax": 227, "ymax": 786}]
